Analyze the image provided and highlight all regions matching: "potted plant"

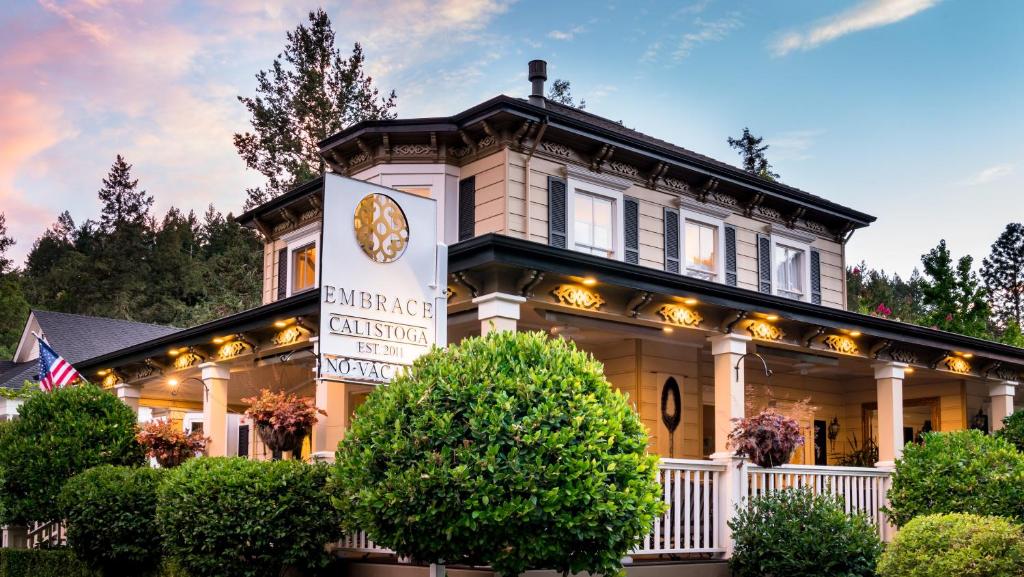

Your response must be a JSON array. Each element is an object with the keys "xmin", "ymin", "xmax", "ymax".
[
  {"xmin": 243, "ymin": 389, "xmax": 325, "ymax": 458},
  {"xmin": 136, "ymin": 418, "xmax": 208, "ymax": 468},
  {"xmin": 727, "ymin": 409, "xmax": 805, "ymax": 468}
]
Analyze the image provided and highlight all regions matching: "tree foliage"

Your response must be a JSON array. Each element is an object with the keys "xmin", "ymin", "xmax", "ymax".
[
  {"xmin": 920, "ymin": 239, "xmax": 990, "ymax": 337},
  {"xmin": 234, "ymin": 9, "xmax": 397, "ymax": 208},
  {"xmin": 727, "ymin": 127, "xmax": 779, "ymax": 181},
  {"xmin": 981, "ymin": 222, "xmax": 1024, "ymax": 330},
  {"xmin": 547, "ymin": 79, "xmax": 586, "ymax": 109},
  {"xmin": 846, "ymin": 261, "xmax": 927, "ymax": 323},
  {"xmin": 0, "ymin": 214, "xmax": 28, "ymax": 358},
  {"xmin": 17, "ymin": 155, "xmax": 262, "ymax": 329},
  {"xmin": 0, "ymin": 383, "xmax": 145, "ymax": 524},
  {"xmin": 332, "ymin": 330, "xmax": 663, "ymax": 577}
]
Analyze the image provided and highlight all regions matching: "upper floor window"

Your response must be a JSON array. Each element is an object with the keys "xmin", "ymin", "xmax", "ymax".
[
  {"xmin": 775, "ymin": 244, "xmax": 804, "ymax": 300},
  {"xmin": 292, "ymin": 243, "xmax": 317, "ymax": 293},
  {"xmin": 573, "ymin": 191, "xmax": 615, "ymax": 257},
  {"xmin": 684, "ymin": 220, "xmax": 718, "ymax": 278}
]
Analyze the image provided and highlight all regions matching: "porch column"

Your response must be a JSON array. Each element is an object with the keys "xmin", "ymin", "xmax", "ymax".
[
  {"xmin": 873, "ymin": 362, "xmax": 907, "ymax": 469},
  {"xmin": 473, "ymin": 292, "xmax": 525, "ymax": 335},
  {"xmin": 312, "ymin": 337, "xmax": 348, "ymax": 461},
  {"xmin": 990, "ymin": 381, "xmax": 1017, "ymax": 432},
  {"xmin": 200, "ymin": 362, "xmax": 230, "ymax": 457},
  {"xmin": 708, "ymin": 333, "xmax": 751, "ymax": 557},
  {"xmin": 114, "ymin": 384, "xmax": 142, "ymax": 415}
]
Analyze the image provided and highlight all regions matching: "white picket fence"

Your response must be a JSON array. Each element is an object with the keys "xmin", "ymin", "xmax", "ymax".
[{"xmin": 746, "ymin": 463, "xmax": 892, "ymax": 536}]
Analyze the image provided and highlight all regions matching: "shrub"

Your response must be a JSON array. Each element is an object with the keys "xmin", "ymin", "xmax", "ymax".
[
  {"xmin": 996, "ymin": 411, "xmax": 1024, "ymax": 452},
  {"xmin": 728, "ymin": 409, "xmax": 805, "ymax": 468},
  {"xmin": 157, "ymin": 457, "xmax": 340, "ymax": 577},
  {"xmin": 729, "ymin": 488, "xmax": 882, "ymax": 577},
  {"xmin": 59, "ymin": 465, "xmax": 164, "ymax": 577},
  {"xmin": 886, "ymin": 430, "xmax": 1024, "ymax": 526},
  {"xmin": 0, "ymin": 383, "xmax": 145, "ymax": 524},
  {"xmin": 0, "ymin": 549, "xmax": 186, "ymax": 577},
  {"xmin": 877, "ymin": 513, "xmax": 1024, "ymax": 577},
  {"xmin": 137, "ymin": 419, "xmax": 207, "ymax": 468},
  {"xmin": 332, "ymin": 330, "xmax": 663, "ymax": 577}
]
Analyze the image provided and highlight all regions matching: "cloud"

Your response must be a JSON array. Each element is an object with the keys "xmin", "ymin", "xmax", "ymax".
[
  {"xmin": 768, "ymin": 129, "xmax": 826, "ymax": 162},
  {"xmin": 772, "ymin": 0, "xmax": 939, "ymax": 56},
  {"xmin": 959, "ymin": 163, "xmax": 1014, "ymax": 187},
  {"xmin": 673, "ymin": 15, "xmax": 742, "ymax": 60},
  {"xmin": 547, "ymin": 24, "xmax": 585, "ymax": 41}
]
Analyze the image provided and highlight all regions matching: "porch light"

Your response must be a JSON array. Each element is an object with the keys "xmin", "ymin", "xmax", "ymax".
[
  {"xmin": 273, "ymin": 319, "xmax": 290, "ymax": 328},
  {"xmin": 905, "ymin": 367, "xmax": 915, "ymax": 374},
  {"xmin": 581, "ymin": 277, "xmax": 597, "ymax": 286},
  {"xmin": 683, "ymin": 297, "xmax": 698, "ymax": 306},
  {"xmin": 849, "ymin": 331, "xmax": 862, "ymax": 337},
  {"xmin": 168, "ymin": 348, "xmax": 180, "ymax": 357},
  {"xmin": 765, "ymin": 314, "xmax": 779, "ymax": 321},
  {"xmin": 963, "ymin": 353, "xmax": 974, "ymax": 359},
  {"xmin": 662, "ymin": 326, "xmax": 674, "ymax": 334}
]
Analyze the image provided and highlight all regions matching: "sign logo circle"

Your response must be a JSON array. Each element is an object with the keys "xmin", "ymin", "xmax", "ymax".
[{"xmin": 353, "ymin": 193, "xmax": 409, "ymax": 263}]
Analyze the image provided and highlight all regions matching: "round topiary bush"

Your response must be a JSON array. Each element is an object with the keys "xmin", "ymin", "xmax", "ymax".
[
  {"xmin": 729, "ymin": 488, "xmax": 882, "ymax": 577},
  {"xmin": 877, "ymin": 513, "xmax": 1024, "ymax": 577},
  {"xmin": 59, "ymin": 465, "xmax": 164, "ymax": 577},
  {"xmin": 996, "ymin": 411, "xmax": 1024, "ymax": 453},
  {"xmin": 157, "ymin": 457, "xmax": 341, "ymax": 577},
  {"xmin": 886, "ymin": 429, "xmax": 1024, "ymax": 526},
  {"xmin": 0, "ymin": 383, "xmax": 145, "ymax": 524},
  {"xmin": 332, "ymin": 330, "xmax": 664, "ymax": 577}
]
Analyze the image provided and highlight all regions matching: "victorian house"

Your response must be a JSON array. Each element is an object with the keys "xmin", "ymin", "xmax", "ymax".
[{"xmin": 62, "ymin": 61, "xmax": 1024, "ymax": 570}]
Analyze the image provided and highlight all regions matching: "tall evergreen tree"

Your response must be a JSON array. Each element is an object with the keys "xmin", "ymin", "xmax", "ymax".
[
  {"xmin": 981, "ymin": 222, "xmax": 1024, "ymax": 330},
  {"xmin": 846, "ymin": 261, "xmax": 926, "ymax": 323},
  {"xmin": 98, "ymin": 155, "xmax": 153, "ymax": 232},
  {"xmin": 95, "ymin": 155, "xmax": 153, "ymax": 320},
  {"xmin": 920, "ymin": 239, "xmax": 990, "ymax": 337},
  {"xmin": 727, "ymin": 127, "xmax": 779, "ymax": 181},
  {"xmin": 0, "ymin": 214, "xmax": 29, "ymax": 358},
  {"xmin": 547, "ymin": 79, "xmax": 586, "ymax": 109},
  {"xmin": 234, "ymin": 9, "xmax": 398, "ymax": 208}
]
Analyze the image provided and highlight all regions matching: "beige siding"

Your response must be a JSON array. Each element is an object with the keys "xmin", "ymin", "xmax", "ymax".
[
  {"xmin": 462, "ymin": 152, "xmax": 508, "ymax": 236},
  {"xmin": 812, "ymin": 237, "xmax": 846, "ymax": 309},
  {"xmin": 507, "ymin": 151, "xmax": 562, "ymax": 244}
]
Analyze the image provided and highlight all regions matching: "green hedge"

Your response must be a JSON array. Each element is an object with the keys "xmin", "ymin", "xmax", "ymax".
[
  {"xmin": 0, "ymin": 549, "xmax": 186, "ymax": 577},
  {"xmin": 886, "ymin": 430, "xmax": 1024, "ymax": 526},
  {"xmin": 877, "ymin": 513, "xmax": 1024, "ymax": 577}
]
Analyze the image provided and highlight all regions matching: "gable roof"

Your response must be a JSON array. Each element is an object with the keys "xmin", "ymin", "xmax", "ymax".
[{"xmin": 1, "ymin": 311, "xmax": 179, "ymax": 389}]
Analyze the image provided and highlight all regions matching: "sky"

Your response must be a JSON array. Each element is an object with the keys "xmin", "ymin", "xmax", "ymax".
[{"xmin": 1, "ymin": 0, "xmax": 1021, "ymax": 277}]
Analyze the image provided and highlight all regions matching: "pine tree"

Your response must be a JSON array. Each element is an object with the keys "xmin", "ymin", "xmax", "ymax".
[
  {"xmin": 846, "ymin": 261, "xmax": 926, "ymax": 323},
  {"xmin": 0, "ymin": 214, "xmax": 14, "ymax": 274},
  {"xmin": 98, "ymin": 155, "xmax": 153, "ymax": 232},
  {"xmin": 0, "ymin": 214, "xmax": 29, "ymax": 357},
  {"xmin": 234, "ymin": 9, "xmax": 397, "ymax": 208},
  {"xmin": 547, "ymin": 79, "xmax": 586, "ymax": 109},
  {"xmin": 920, "ymin": 239, "xmax": 990, "ymax": 337},
  {"xmin": 981, "ymin": 222, "xmax": 1024, "ymax": 330},
  {"xmin": 727, "ymin": 127, "xmax": 779, "ymax": 181}
]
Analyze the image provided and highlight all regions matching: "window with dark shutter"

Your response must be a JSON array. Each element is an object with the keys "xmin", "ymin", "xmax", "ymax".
[
  {"xmin": 276, "ymin": 247, "xmax": 288, "ymax": 300},
  {"xmin": 724, "ymin": 225, "xmax": 738, "ymax": 286},
  {"xmin": 756, "ymin": 234, "xmax": 772, "ymax": 294},
  {"xmin": 624, "ymin": 196, "xmax": 639, "ymax": 265},
  {"xmin": 664, "ymin": 207, "xmax": 680, "ymax": 273},
  {"xmin": 810, "ymin": 249, "xmax": 822, "ymax": 305},
  {"xmin": 548, "ymin": 176, "xmax": 568, "ymax": 249},
  {"xmin": 458, "ymin": 176, "xmax": 475, "ymax": 242},
  {"xmin": 238, "ymin": 425, "xmax": 250, "ymax": 459}
]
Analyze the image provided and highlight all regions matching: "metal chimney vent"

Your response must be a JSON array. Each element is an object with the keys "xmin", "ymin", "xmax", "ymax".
[{"xmin": 528, "ymin": 59, "xmax": 547, "ymax": 107}]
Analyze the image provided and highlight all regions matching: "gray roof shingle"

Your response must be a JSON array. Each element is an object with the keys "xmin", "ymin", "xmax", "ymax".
[{"xmin": 0, "ymin": 311, "xmax": 178, "ymax": 389}]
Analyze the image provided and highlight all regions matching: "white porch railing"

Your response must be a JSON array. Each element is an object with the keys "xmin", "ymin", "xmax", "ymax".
[
  {"xmin": 634, "ymin": 458, "xmax": 726, "ymax": 555},
  {"xmin": 26, "ymin": 520, "xmax": 66, "ymax": 549},
  {"xmin": 746, "ymin": 463, "xmax": 892, "ymax": 536},
  {"xmin": 333, "ymin": 459, "xmax": 894, "ymax": 559}
]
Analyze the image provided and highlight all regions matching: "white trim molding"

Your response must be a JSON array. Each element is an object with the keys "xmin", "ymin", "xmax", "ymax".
[
  {"xmin": 679, "ymin": 208, "xmax": 726, "ymax": 283},
  {"xmin": 565, "ymin": 170, "xmax": 626, "ymax": 261},
  {"xmin": 769, "ymin": 233, "xmax": 812, "ymax": 303}
]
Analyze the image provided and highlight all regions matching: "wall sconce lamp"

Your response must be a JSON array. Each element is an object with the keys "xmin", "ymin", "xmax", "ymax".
[
  {"xmin": 827, "ymin": 416, "xmax": 840, "ymax": 452},
  {"xmin": 167, "ymin": 376, "xmax": 207, "ymax": 398}
]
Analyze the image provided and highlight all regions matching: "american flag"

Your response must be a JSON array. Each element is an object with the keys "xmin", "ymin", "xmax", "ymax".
[{"xmin": 37, "ymin": 337, "xmax": 81, "ymax": 392}]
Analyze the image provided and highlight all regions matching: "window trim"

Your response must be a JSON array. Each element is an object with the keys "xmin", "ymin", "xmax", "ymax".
[
  {"xmin": 290, "ymin": 242, "xmax": 317, "ymax": 294},
  {"xmin": 770, "ymin": 234, "xmax": 812, "ymax": 302},
  {"xmin": 679, "ymin": 210, "xmax": 726, "ymax": 283},
  {"xmin": 281, "ymin": 223, "xmax": 319, "ymax": 298},
  {"xmin": 565, "ymin": 167, "xmax": 627, "ymax": 261}
]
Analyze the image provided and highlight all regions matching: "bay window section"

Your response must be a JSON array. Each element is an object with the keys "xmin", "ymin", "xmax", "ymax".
[
  {"xmin": 684, "ymin": 220, "xmax": 718, "ymax": 280},
  {"xmin": 573, "ymin": 191, "xmax": 615, "ymax": 258},
  {"xmin": 775, "ymin": 244, "xmax": 804, "ymax": 300}
]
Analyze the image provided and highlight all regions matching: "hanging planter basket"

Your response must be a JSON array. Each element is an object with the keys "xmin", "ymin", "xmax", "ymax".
[{"xmin": 256, "ymin": 422, "xmax": 309, "ymax": 455}]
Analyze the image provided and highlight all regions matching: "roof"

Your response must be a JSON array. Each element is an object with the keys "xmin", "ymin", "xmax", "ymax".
[
  {"xmin": 1, "ymin": 311, "xmax": 179, "ymax": 389},
  {"xmin": 318, "ymin": 94, "xmax": 876, "ymax": 227}
]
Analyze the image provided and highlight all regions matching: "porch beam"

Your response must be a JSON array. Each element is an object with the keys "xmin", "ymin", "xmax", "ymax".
[
  {"xmin": 200, "ymin": 362, "xmax": 230, "ymax": 457},
  {"xmin": 990, "ymin": 381, "xmax": 1018, "ymax": 432},
  {"xmin": 474, "ymin": 292, "xmax": 526, "ymax": 335},
  {"xmin": 872, "ymin": 361, "xmax": 907, "ymax": 469},
  {"xmin": 114, "ymin": 384, "xmax": 142, "ymax": 415}
]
